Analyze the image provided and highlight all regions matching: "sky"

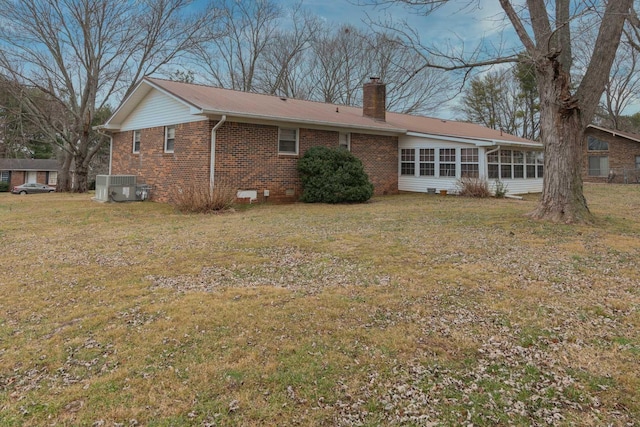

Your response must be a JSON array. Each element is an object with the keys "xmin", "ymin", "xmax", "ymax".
[
  {"xmin": 286, "ymin": 0, "xmax": 640, "ymax": 117},
  {"xmin": 281, "ymin": 0, "xmax": 523, "ymax": 117}
]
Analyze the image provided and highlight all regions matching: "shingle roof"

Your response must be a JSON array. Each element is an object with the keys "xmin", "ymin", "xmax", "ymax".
[
  {"xmin": 106, "ymin": 77, "xmax": 539, "ymax": 147},
  {"xmin": 0, "ymin": 158, "xmax": 59, "ymax": 171}
]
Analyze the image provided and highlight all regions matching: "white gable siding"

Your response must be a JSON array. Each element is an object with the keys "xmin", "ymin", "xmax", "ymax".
[
  {"xmin": 119, "ymin": 89, "xmax": 207, "ymax": 131},
  {"xmin": 398, "ymin": 135, "xmax": 543, "ymax": 195}
]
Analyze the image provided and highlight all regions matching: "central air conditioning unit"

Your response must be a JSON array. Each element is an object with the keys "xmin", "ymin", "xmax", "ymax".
[{"xmin": 95, "ymin": 175, "xmax": 138, "ymax": 202}]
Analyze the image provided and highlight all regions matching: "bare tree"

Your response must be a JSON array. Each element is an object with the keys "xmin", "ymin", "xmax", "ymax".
[
  {"xmin": 196, "ymin": 0, "xmax": 282, "ymax": 92},
  {"xmin": 308, "ymin": 25, "xmax": 370, "ymax": 105},
  {"xmin": 359, "ymin": 0, "xmax": 633, "ymax": 223},
  {"xmin": 0, "ymin": 0, "xmax": 214, "ymax": 192},
  {"xmin": 365, "ymin": 33, "xmax": 454, "ymax": 115},
  {"xmin": 600, "ymin": 43, "xmax": 640, "ymax": 131},
  {"xmin": 254, "ymin": 4, "xmax": 321, "ymax": 98}
]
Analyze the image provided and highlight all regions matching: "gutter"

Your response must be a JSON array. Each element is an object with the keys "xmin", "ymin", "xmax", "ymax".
[
  {"xmin": 199, "ymin": 109, "xmax": 406, "ymax": 135},
  {"xmin": 405, "ymin": 131, "xmax": 541, "ymax": 148},
  {"xmin": 210, "ymin": 115, "xmax": 227, "ymax": 190}
]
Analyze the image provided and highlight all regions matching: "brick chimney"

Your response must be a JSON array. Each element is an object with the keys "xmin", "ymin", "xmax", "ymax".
[{"xmin": 363, "ymin": 77, "xmax": 386, "ymax": 121}]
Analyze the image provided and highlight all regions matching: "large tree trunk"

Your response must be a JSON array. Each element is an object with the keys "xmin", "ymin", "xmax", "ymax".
[
  {"xmin": 529, "ymin": 58, "xmax": 591, "ymax": 223},
  {"xmin": 56, "ymin": 149, "xmax": 73, "ymax": 192}
]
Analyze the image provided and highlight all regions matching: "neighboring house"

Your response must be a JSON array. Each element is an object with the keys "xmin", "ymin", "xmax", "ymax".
[
  {"xmin": 101, "ymin": 77, "xmax": 543, "ymax": 203},
  {"xmin": 584, "ymin": 125, "xmax": 640, "ymax": 183},
  {"xmin": 0, "ymin": 158, "xmax": 59, "ymax": 190}
]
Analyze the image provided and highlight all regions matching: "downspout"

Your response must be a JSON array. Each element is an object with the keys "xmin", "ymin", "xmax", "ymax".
[
  {"xmin": 485, "ymin": 146, "xmax": 501, "ymax": 195},
  {"xmin": 108, "ymin": 135, "xmax": 113, "ymax": 175},
  {"xmin": 210, "ymin": 115, "xmax": 227, "ymax": 190}
]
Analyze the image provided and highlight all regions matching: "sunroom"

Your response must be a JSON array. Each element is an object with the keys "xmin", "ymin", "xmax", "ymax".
[{"xmin": 398, "ymin": 134, "xmax": 544, "ymax": 196}]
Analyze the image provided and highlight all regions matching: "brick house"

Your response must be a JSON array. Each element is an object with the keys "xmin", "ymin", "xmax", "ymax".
[
  {"xmin": 0, "ymin": 158, "xmax": 59, "ymax": 190},
  {"xmin": 584, "ymin": 125, "xmax": 640, "ymax": 183},
  {"xmin": 101, "ymin": 77, "xmax": 543, "ymax": 203}
]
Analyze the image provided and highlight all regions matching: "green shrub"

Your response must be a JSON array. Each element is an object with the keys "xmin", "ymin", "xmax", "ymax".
[
  {"xmin": 297, "ymin": 146, "xmax": 374, "ymax": 203},
  {"xmin": 0, "ymin": 181, "xmax": 9, "ymax": 192}
]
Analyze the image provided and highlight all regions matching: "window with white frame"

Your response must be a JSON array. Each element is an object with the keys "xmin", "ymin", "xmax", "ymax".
[
  {"xmin": 525, "ymin": 151, "xmax": 536, "ymax": 178},
  {"xmin": 489, "ymin": 149, "xmax": 543, "ymax": 179},
  {"xmin": 278, "ymin": 128, "xmax": 298, "ymax": 154},
  {"xmin": 339, "ymin": 132, "xmax": 350, "ymax": 151},
  {"xmin": 400, "ymin": 148, "xmax": 415, "ymax": 175},
  {"xmin": 588, "ymin": 156, "xmax": 609, "ymax": 176},
  {"xmin": 488, "ymin": 151, "xmax": 499, "ymax": 179},
  {"xmin": 48, "ymin": 171, "xmax": 57, "ymax": 185},
  {"xmin": 500, "ymin": 149, "xmax": 513, "ymax": 179},
  {"xmin": 460, "ymin": 148, "xmax": 479, "ymax": 178},
  {"xmin": 636, "ymin": 156, "xmax": 640, "ymax": 170},
  {"xmin": 419, "ymin": 149, "xmax": 435, "ymax": 176},
  {"xmin": 0, "ymin": 171, "xmax": 9, "ymax": 182},
  {"xmin": 133, "ymin": 130, "xmax": 141, "ymax": 153},
  {"xmin": 164, "ymin": 126, "xmax": 175, "ymax": 153},
  {"xmin": 513, "ymin": 150, "xmax": 524, "ymax": 178},
  {"xmin": 439, "ymin": 148, "xmax": 456, "ymax": 177},
  {"xmin": 536, "ymin": 152, "xmax": 544, "ymax": 177}
]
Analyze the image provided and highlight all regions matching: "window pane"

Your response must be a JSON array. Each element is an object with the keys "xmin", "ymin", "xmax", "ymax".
[
  {"xmin": 440, "ymin": 148, "xmax": 456, "ymax": 162},
  {"xmin": 401, "ymin": 149, "xmax": 415, "ymax": 162},
  {"xmin": 461, "ymin": 148, "xmax": 478, "ymax": 162},
  {"xmin": 1, "ymin": 171, "xmax": 9, "ymax": 182},
  {"xmin": 488, "ymin": 164, "xmax": 499, "ymax": 179},
  {"xmin": 526, "ymin": 165, "xmax": 535, "ymax": 178},
  {"xmin": 488, "ymin": 151, "xmax": 499, "ymax": 163},
  {"xmin": 537, "ymin": 164, "xmax": 544, "ymax": 178},
  {"xmin": 339, "ymin": 132, "xmax": 350, "ymax": 150},
  {"xmin": 501, "ymin": 164, "xmax": 512, "ymax": 179},
  {"xmin": 279, "ymin": 140, "xmax": 296, "ymax": 153},
  {"xmin": 401, "ymin": 163, "xmax": 415, "ymax": 175},
  {"xmin": 280, "ymin": 128, "xmax": 296, "ymax": 141},
  {"xmin": 588, "ymin": 156, "xmax": 608, "ymax": 176},
  {"xmin": 419, "ymin": 149, "xmax": 434, "ymax": 162},
  {"xmin": 500, "ymin": 149, "xmax": 512, "ymax": 164},
  {"xmin": 587, "ymin": 136, "xmax": 608, "ymax": 151},
  {"xmin": 636, "ymin": 156, "xmax": 640, "ymax": 169},
  {"xmin": 461, "ymin": 164, "xmax": 479, "ymax": 178},
  {"xmin": 513, "ymin": 151, "xmax": 524, "ymax": 164},
  {"xmin": 525, "ymin": 151, "xmax": 536, "ymax": 164},
  {"xmin": 420, "ymin": 163, "xmax": 434, "ymax": 176},
  {"xmin": 514, "ymin": 165, "xmax": 524, "ymax": 178},
  {"xmin": 440, "ymin": 163, "xmax": 456, "ymax": 177}
]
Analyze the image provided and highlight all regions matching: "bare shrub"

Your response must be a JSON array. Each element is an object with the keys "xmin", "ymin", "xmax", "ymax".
[
  {"xmin": 456, "ymin": 177, "xmax": 491, "ymax": 198},
  {"xmin": 173, "ymin": 182, "xmax": 237, "ymax": 213}
]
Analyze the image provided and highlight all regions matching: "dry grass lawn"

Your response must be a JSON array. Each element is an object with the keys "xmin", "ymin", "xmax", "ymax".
[{"xmin": 0, "ymin": 184, "xmax": 639, "ymax": 426}]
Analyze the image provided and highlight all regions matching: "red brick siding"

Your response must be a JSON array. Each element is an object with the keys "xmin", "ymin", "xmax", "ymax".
[
  {"xmin": 111, "ymin": 121, "xmax": 211, "ymax": 203},
  {"xmin": 351, "ymin": 133, "xmax": 398, "ymax": 195},
  {"xmin": 583, "ymin": 128, "xmax": 640, "ymax": 183},
  {"xmin": 111, "ymin": 119, "xmax": 399, "ymax": 203}
]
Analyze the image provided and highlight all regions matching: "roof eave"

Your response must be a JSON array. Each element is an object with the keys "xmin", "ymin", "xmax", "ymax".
[
  {"xmin": 406, "ymin": 131, "xmax": 541, "ymax": 148},
  {"xmin": 199, "ymin": 109, "xmax": 406, "ymax": 134},
  {"xmin": 587, "ymin": 124, "xmax": 640, "ymax": 143}
]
